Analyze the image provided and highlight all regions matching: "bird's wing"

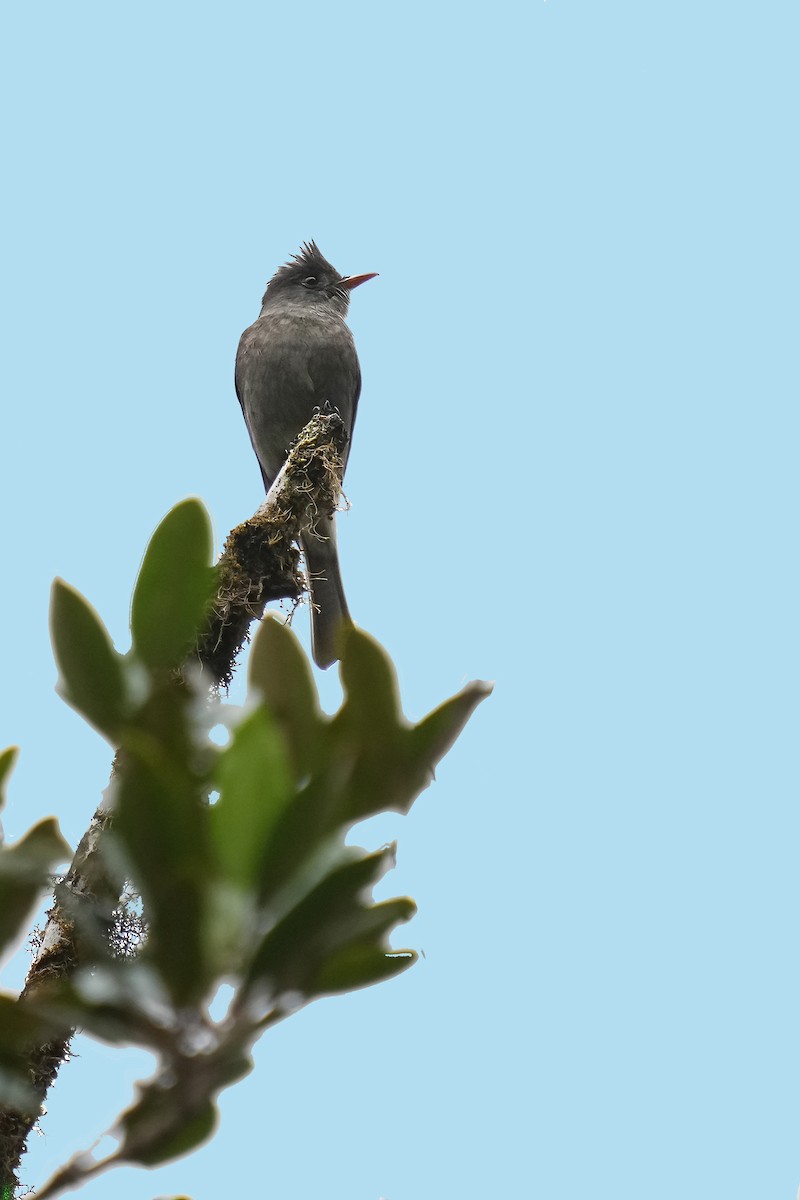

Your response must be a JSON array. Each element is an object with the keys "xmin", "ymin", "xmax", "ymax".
[
  {"xmin": 235, "ymin": 327, "xmax": 273, "ymax": 492},
  {"xmin": 350, "ymin": 357, "xmax": 362, "ymax": 441}
]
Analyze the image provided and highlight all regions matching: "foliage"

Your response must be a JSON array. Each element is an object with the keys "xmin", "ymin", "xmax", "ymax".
[
  {"xmin": 0, "ymin": 746, "xmax": 72, "ymax": 1122},
  {"xmin": 0, "ymin": 499, "xmax": 491, "ymax": 1198}
]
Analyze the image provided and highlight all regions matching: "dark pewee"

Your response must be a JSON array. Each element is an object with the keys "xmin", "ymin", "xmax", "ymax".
[{"xmin": 235, "ymin": 241, "xmax": 377, "ymax": 668}]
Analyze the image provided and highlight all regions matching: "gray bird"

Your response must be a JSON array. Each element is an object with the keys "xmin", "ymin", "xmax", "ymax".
[{"xmin": 235, "ymin": 241, "xmax": 377, "ymax": 668}]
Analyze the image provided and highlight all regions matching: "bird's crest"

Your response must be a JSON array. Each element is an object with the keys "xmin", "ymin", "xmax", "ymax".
[
  {"xmin": 265, "ymin": 241, "xmax": 341, "ymax": 296},
  {"xmin": 292, "ymin": 240, "xmax": 327, "ymax": 269}
]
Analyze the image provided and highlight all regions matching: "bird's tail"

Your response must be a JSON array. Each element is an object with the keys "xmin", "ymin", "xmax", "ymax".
[{"xmin": 300, "ymin": 516, "xmax": 352, "ymax": 669}]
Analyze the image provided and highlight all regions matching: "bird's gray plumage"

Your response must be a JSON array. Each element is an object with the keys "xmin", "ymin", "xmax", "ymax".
[{"xmin": 235, "ymin": 242, "xmax": 371, "ymax": 668}]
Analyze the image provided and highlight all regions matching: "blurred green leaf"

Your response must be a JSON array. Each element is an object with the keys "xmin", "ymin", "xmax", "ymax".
[
  {"xmin": 0, "ymin": 993, "xmax": 60, "ymax": 1058},
  {"xmin": 130, "ymin": 498, "xmax": 213, "ymax": 670},
  {"xmin": 410, "ymin": 679, "xmax": 494, "ymax": 778},
  {"xmin": 244, "ymin": 845, "xmax": 403, "ymax": 998},
  {"xmin": 1, "ymin": 817, "xmax": 72, "ymax": 879},
  {"xmin": 322, "ymin": 632, "xmax": 413, "ymax": 825},
  {"xmin": 328, "ymin": 894, "xmax": 417, "ymax": 944},
  {"xmin": 33, "ymin": 556, "xmax": 491, "ymax": 1200},
  {"xmin": 0, "ymin": 817, "xmax": 71, "ymax": 958},
  {"xmin": 328, "ymin": 654, "xmax": 493, "ymax": 825},
  {"xmin": 311, "ymin": 943, "xmax": 417, "ymax": 995},
  {"xmin": 302, "ymin": 893, "xmax": 418, "ymax": 997},
  {"xmin": 339, "ymin": 627, "xmax": 403, "ymax": 729},
  {"xmin": 36, "ymin": 1041, "xmax": 253, "ymax": 1197},
  {"xmin": 115, "ymin": 1042, "xmax": 252, "ymax": 1168},
  {"xmin": 248, "ymin": 615, "xmax": 322, "ymax": 775},
  {"xmin": 0, "ymin": 745, "xmax": 18, "ymax": 811},
  {"xmin": 211, "ymin": 706, "xmax": 293, "ymax": 890},
  {"xmin": 50, "ymin": 579, "xmax": 127, "ymax": 739},
  {"xmin": 0, "ymin": 1065, "xmax": 39, "ymax": 1115},
  {"xmin": 114, "ymin": 725, "xmax": 212, "ymax": 1005},
  {"xmin": 118, "ymin": 1090, "xmax": 217, "ymax": 1167},
  {"xmin": 39, "ymin": 966, "xmax": 173, "ymax": 1050},
  {"xmin": 250, "ymin": 641, "xmax": 492, "ymax": 902},
  {"xmin": 0, "ymin": 993, "xmax": 69, "ymax": 1111},
  {"xmin": 36, "ymin": 1083, "xmax": 219, "ymax": 1198}
]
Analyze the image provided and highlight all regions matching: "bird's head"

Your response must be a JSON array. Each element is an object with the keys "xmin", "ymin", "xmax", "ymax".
[{"xmin": 261, "ymin": 241, "xmax": 377, "ymax": 316}]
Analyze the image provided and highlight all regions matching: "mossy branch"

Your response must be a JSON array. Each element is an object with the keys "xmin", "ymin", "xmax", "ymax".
[{"xmin": 197, "ymin": 408, "xmax": 348, "ymax": 686}]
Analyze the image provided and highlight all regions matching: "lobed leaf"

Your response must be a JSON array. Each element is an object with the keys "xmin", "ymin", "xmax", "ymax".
[
  {"xmin": 310, "ymin": 943, "xmax": 417, "ymax": 995},
  {"xmin": 118, "ymin": 1092, "xmax": 218, "ymax": 1168},
  {"xmin": 410, "ymin": 679, "xmax": 495, "ymax": 777},
  {"xmin": 0, "ymin": 745, "xmax": 18, "ymax": 812},
  {"xmin": 324, "ymin": 633, "xmax": 487, "ymax": 825},
  {"xmin": 248, "ymin": 615, "xmax": 322, "ymax": 775},
  {"xmin": 243, "ymin": 845, "xmax": 401, "ymax": 998},
  {"xmin": 339, "ymin": 627, "xmax": 403, "ymax": 730},
  {"xmin": 249, "ymin": 645, "xmax": 493, "ymax": 901}
]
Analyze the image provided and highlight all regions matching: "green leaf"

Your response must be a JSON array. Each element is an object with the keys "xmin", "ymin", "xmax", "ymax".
[
  {"xmin": 50, "ymin": 579, "xmax": 127, "ymax": 738},
  {"xmin": 0, "ymin": 817, "xmax": 72, "ymax": 958},
  {"xmin": 327, "ymin": 664, "xmax": 493, "ymax": 824},
  {"xmin": 339, "ymin": 627, "xmax": 403, "ymax": 730},
  {"xmin": 323, "ymin": 631, "xmax": 413, "ymax": 824},
  {"xmin": 211, "ymin": 706, "xmax": 293, "ymax": 890},
  {"xmin": 39, "ymin": 966, "xmax": 174, "ymax": 1049},
  {"xmin": 248, "ymin": 615, "xmax": 322, "ymax": 775},
  {"xmin": 0, "ymin": 817, "xmax": 71, "ymax": 878},
  {"xmin": 118, "ymin": 1090, "xmax": 217, "ymax": 1167},
  {"xmin": 410, "ymin": 679, "xmax": 494, "ymax": 779},
  {"xmin": 36, "ymin": 1041, "xmax": 252, "ymax": 1197},
  {"xmin": 115, "ymin": 1044, "xmax": 251, "ymax": 1169},
  {"xmin": 114, "ymin": 727, "xmax": 212, "ymax": 1005},
  {"xmin": 36, "ymin": 1080, "xmax": 220, "ymax": 1197},
  {"xmin": 311, "ymin": 943, "xmax": 417, "ymax": 995},
  {"xmin": 130, "ymin": 498, "xmax": 214, "ymax": 669},
  {"xmin": 252, "ymin": 645, "xmax": 492, "ymax": 895},
  {"xmin": 0, "ymin": 746, "xmax": 18, "ymax": 812},
  {"xmin": 298, "ymin": 893, "xmax": 419, "ymax": 999},
  {"xmin": 0, "ymin": 993, "xmax": 56, "ymax": 1057},
  {"xmin": 244, "ymin": 845, "xmax": 404, "ymax": 997},
  {"xmin": 0, "ymin": 992, "xmax": 68, "ymax": 1111}
]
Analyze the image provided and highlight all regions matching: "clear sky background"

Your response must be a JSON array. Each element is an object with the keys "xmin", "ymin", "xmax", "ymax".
[{"xmin": 1, "ymin": 2, "xmax": 798, "ymax": 1198}]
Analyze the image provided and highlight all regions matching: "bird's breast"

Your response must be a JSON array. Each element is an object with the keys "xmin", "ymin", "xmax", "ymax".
[{"xmin": 236, "ymin": 309, "xmax": 360, "ymax": 487}]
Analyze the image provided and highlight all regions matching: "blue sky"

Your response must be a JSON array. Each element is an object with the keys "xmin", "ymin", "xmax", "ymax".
[{"xmin": 2, "ymin": 2, "xmax": 799, "ymax": 1197}]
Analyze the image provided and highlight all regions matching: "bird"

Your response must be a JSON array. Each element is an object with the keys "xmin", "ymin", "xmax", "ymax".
[{"xmin": 235, "ymin": 241, "xmax": 377, "ymax": 669}]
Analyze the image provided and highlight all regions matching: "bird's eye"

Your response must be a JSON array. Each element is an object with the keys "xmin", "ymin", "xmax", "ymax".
[{"xmin": 302, "ymin": 276, "xmax": 318, "ymax": 288}]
